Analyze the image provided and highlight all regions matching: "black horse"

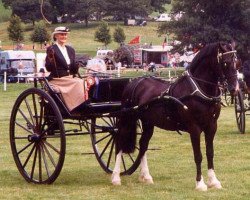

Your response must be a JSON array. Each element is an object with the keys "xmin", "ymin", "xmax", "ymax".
[{"xmin": 111, "ymin": 42, "xmax": 238, "ymax": 191}]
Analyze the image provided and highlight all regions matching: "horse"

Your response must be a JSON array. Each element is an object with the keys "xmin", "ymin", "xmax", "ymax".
[{"xmin": 111, "ymin": 42, "xmax": 239, "ymax": 191}]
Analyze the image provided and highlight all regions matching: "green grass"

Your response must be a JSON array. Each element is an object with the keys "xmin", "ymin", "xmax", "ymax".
[
  {"xmin": 1, "ymin": 81, "xmax": 250, "ymax": 199},
  {"xmin": 0, "ymin": 19, "xmax": 167, "ymax": 56}
]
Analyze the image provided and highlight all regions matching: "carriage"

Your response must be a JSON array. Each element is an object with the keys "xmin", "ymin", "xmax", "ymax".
[
  {"xmin": 234, "ymin": 75, "xmax": 250, "ymax": 134},
  {"xmin": 10, "ymin": 42, "xmax": 238, "ymax": 190},
  {"xmin": 9, "ymin": 75, "xmax": 145, "ymax": 184}
]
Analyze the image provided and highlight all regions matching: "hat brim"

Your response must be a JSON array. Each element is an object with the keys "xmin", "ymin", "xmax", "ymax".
[{"xmin": 52, "ymin": 31, "xmax": 70, "ymax": 36}]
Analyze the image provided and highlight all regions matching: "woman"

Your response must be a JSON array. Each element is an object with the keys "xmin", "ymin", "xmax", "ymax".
[{"xmin": 45, "ymin": 26, "xmax": 86, "ymax": 111}]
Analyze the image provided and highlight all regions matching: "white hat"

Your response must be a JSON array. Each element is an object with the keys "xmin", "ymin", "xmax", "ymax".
[{"xmin": 52, "ymin": 26, "xmax": 70, "ymax": 37}]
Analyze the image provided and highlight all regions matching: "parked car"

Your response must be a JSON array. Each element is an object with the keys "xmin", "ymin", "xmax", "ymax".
[{"xmin": 155, "ymin": 13, "xmax": 171, "ymax": 22}]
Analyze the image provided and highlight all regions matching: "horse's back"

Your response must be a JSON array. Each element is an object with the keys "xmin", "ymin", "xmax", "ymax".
[{"xmin": 122, "ymin": 77, "xmax": 170, "ymax": 106}]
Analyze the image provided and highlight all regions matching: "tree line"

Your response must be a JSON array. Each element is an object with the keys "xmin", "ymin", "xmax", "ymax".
[
  {"xmin": 2, "ymin": 0, "xmax": 171, "ymax": 26},
  {"xmin": 3, "ymin": 0, "xmax": 250, "ymax": 60}
]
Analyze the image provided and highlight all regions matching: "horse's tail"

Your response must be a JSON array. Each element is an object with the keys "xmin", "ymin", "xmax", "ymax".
[{"xmin": 116, "ymin": 109, "xmax": 138, "ymax": 154}]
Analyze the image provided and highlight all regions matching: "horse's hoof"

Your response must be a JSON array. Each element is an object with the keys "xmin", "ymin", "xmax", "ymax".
[
  {"xmin": 112, "ymin": 180, "xmax": 121, "ymax": 186},
  {"xmin": 195, "ymin": 180, "xmax": 208, "ymax": 191},
  {"xmin": 139, "ymin": 175, "xmax": 154, "ymax": 184},
  {"xmin": 207, "ymin": 180, "xmax": 222, "ymax": 189},
  {"xmin": 111, "ymin": 173, "xmax": 121, "ymax": 186}
]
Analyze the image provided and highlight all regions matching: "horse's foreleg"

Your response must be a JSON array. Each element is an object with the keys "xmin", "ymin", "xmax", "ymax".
[
  {"xmin": 111, "ymin": 150, "xmax": 122, "ymax": 185},
  {"xmin": 204, "ymin": 125, "xmax": 222, "ymax": 189},
  {"xmin": 139, "ymin": 153, "xmax": 154, "ymax": 184},
  {"xmin": 190, "ymin": 132, "xmax": 207, "ymax": 191}
]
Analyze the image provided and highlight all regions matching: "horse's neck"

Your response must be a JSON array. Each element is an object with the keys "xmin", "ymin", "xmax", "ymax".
[{"xmin": 190, "ymin": 64, "xmax": 218, "ymax": 96}]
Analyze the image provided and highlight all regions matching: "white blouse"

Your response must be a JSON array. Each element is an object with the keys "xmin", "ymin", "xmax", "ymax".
[{"xmin": 56, "ymin": 43, "xmax": 70, "ymax": 65}]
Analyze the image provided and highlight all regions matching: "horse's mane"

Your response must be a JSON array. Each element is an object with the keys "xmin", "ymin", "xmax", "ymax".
[{"xmin": 188, "ymin": 42, "xmax": 219, "ymax": 71}]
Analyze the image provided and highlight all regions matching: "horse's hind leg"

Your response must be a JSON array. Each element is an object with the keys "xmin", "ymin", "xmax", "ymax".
[
  {"xmin": 138, "ymin": 122, "xmax": 154, "ymax": 184},
  {"xmin": 204, "ymin": 125, "xmax": 222, "ymax": 189},
  {"xmin": 190, "ymin": 130, "xmax": 208, "ymax": 191}
]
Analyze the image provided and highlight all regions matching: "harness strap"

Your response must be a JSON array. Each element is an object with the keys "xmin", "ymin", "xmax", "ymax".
[{"xmin": 183, "ymin": 71, "xmax": 222, "ymax": 102}]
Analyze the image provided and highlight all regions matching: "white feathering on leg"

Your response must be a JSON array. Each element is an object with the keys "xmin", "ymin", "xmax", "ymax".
[
  {"xmin": 207, "ymin": 169, "xmax": 222, "ymax": 189},
  {"xmin": 111, "ymin": 151, "xmax": 122, "ymax": 185},
  {"xmin": 139, "ymin": 154, "xmax": 154, "ymax": 184},
  {"xmin": 195, "ymin": 176, "xmax": 208, "ymax": 191}
]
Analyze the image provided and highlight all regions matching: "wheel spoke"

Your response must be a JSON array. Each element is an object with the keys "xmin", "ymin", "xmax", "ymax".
[
  {"xmin": 22, "ymin": 143, "xmax": 36, "ymax": 169},
  {"xmin": 32, "ymin": 93, "xmax": 39, "ymax": 128},
  {"xmin": 15, "ymin": 121, "xmax": 34, "ymax": 134},
  {"xmin": 24, "ymin": 98, "xmax": 35, "ymax": 125},
  {"xmin": 99, "ymin": 136, "xmax": 113, "ymax": 159},
  {"xmin": 94, "ymin": 133, "xmax": 112, "ymax": 144},
  {"xmin": 107, "ymin": 139, "xmax": 115, "ymax": 169},
  {"xmin": 44, "ymin": 140, "xmax": 60, "ymax": 155},
  {"xmin": 38, "ymin": 100, "xmax": 45, "ymax": 131},
  {"xmin": 42, "ymin": 143, "xmax": 56, "ymax": 168},
  {"xmin": 127, "ymin": 153, "xmax": 135, "ymax": 163},
  {"xmin": 40, "ymin": 143, "xmax": 51, "ymax": 178},
  {"xmin": 17, "ymin": 141, "xmax": 34, "ymax": 155},
  {"xmin": 38, "ymin": 145, "xmax": 42, "ymax": 182},
  {"xmin": 121, "ymin": 155, "xmax": 127, "ymax": 171},
  {"xmin": 30, "ymin": 146, "xmax": 38, "ymax": 179},
  {"xmin": 17, "ymin": 108, "xmax": 34, "ymax": 129},
  {"xmin": 101, "ymin": 117, "xmax": 112, "ymax": 127}
]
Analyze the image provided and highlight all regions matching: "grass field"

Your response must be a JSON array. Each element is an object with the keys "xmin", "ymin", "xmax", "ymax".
[
  {"xmin": 1, "ymin": 82, "xmax": 250, "ymax": 200},
  {"xmin": 0, "ymin": 21, "xmax": 166, "ymax": 56}
]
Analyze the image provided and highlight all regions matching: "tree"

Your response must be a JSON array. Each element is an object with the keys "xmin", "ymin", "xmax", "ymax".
[
  {"xmin": 94, "ymin": 21, "xmax": 111, "ymax": 47},
  {"xmin": 30, "ymin": 21, "xmax": 50, "ymax": 48},
  {"xmin": 105, "ymin": 0, "xmax": 171, "ymax": 25},
  {"xmin": 105, "ymin": 0, "xmax": 150, "ymax": 25},
  {"xmin": 4, "ymin": 0, "xmax": 42, "ymax": 25},
  {"xmin": 158, "ymin": 0, "xmax": 250, "ymax": 60},
  {"xmin": 113, "ymin": 26, "xmax": 126, "ymax": 45},
  {"xmin": 150, "ymin": 0, "xmax": 171, "ymax": 13},
  {"xmin": 7, "ymin": 14, "xmax": 24, "ymax": 43}
]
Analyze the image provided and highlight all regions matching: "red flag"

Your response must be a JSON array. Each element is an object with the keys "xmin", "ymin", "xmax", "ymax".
[
  {"xmin": 162, "ymin": 37, "xmax": 167, "ymax": 49},
  {"xmin": 128, "ymin": 36, "xmax": 140, "ymax": 44}
]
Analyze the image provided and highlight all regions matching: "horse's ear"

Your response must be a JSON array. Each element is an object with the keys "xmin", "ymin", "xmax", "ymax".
[
  {"xmin": 219, "ymin": 42, "xmax": 228, "ymax": 52},
  {"xmin": 231, "ymin": 40, "xmax": 236, "ymax": 49}
]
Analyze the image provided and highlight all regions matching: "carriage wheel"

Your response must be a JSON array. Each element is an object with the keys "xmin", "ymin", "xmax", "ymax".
[
  {"xmin": 90, "ymin": 116, "xmax": 141, "ymax": 175},
  {"xmin": 10, "ymin": 88, "xmax": 66, "ymax": 184},
  {"xmin": 234, "ymin": 90, "xmax": 246, "ymax": 134}
]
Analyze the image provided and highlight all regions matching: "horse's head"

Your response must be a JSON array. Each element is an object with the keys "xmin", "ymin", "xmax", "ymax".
[{"xmin": 217, "ymin": 42, "xmax": 239, "ymax": 96}]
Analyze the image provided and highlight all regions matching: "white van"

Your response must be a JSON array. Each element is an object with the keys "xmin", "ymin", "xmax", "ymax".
[
  {"xmin": 155, "ymin": 13, "xmax": 171, "ymax": 22},
  {"xmin": 0, "ymin": 50, "xmax": 35, "ymax": 82},
  {"xmin": 96, "ymin": 49, "xmax": 113, "ymax": 58}
]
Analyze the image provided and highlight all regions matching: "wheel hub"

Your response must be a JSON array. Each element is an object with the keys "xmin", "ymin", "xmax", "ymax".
[{"xmin": 28, "ymin": 134, "xmax": 40, "ymax": 142}]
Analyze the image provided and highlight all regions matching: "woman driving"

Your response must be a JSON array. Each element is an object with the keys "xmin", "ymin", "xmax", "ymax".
[{"xmin": 45, "ymin": 26, "xmax": 86, "ymax": 112}]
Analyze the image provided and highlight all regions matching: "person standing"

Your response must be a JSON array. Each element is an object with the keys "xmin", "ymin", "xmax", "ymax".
[{"xmin": 45, "ymin": 26, "xmax": 86, "ymax": 112}]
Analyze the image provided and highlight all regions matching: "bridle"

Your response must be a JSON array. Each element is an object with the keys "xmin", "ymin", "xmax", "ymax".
[{"xmin": 180, "ymin": 48, "xmax": 238, "ymax": 102}]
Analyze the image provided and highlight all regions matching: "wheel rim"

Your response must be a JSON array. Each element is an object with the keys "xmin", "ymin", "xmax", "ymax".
[
  {"xmin": 234, "ymin": 91, "xmax": 245, "ymax": 134},
  {"xmin": 91, "ymin": 116, "xmax": 141, "ymax": 175},
  {"xmin": 10, "ymin": 88, "xmax": 66, "ymax": 184}
]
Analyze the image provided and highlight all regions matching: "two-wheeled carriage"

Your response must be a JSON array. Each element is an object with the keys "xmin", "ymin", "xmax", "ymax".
[
  {"xmin": 9, "ymin": 75, "xmax": 144, "ymax": 184},
  {"xmin": 234, "ymin": 77, "xmax": 250, "ymax": 134}
]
